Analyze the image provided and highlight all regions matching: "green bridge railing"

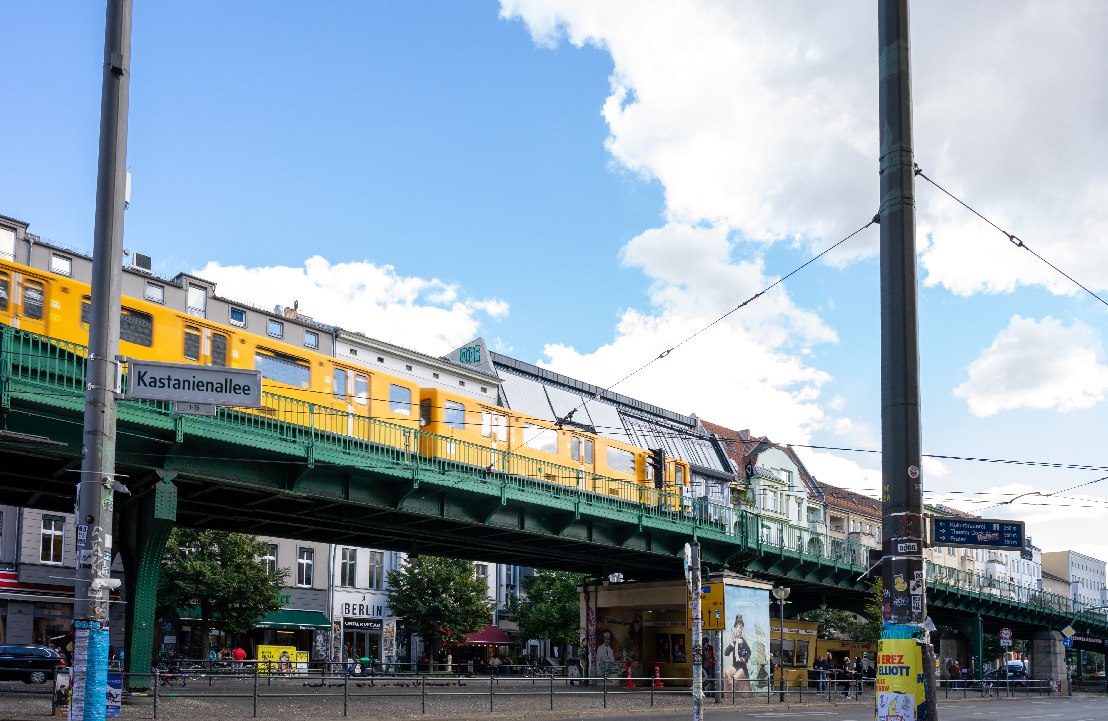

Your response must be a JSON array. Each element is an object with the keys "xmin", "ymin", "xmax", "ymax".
[{"xmin": 2, "ymin": 322, "xmax": 1104, "ymax": 626}]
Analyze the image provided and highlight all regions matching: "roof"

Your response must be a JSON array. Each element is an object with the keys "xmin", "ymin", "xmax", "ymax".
[
  {"xmin": 1041, "ymin": 570, "xmax": 1068, "ymax": 583},
  {"xmin": 819, "ymin": 480, "xmax": 881, "ymax": 518},
  {"xmin": 461, "ymin": 625, "xmax": 517, "ymax": 646},
  {"xmin": 254, "ymin": 609, "xmax": 332, "ymax": 630}
]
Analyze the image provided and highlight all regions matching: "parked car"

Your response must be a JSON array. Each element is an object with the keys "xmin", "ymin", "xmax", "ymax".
[
  {"xmin": 984, "ymin": 667, "xmax": 1027, "ymax": 687},
  {"xmin": 0, "ymin": 645, "xmax": 66, "ymax": 684}
]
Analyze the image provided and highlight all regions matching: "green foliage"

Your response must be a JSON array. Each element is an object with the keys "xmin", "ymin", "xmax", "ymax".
[
  {"xmin": 385, "ymin": 557, "xmax": 496, "ymax": 651},
  {"xmin": 505, "ymin": 570, "xmax": 585, "ymax": 645},
  {"xmin": 158, "ymin": 529, "xmax": 289, "ymax": 651},
  {"xmin": 797, "ymin": 609, "xmax": 867, "ymax": 640},
  {"xmin": 855, "ymin": 577, "xmax": 883, "ymax": 643},
  {"xmin": 982, "ymin": 633, "xmax": 1006, "ymax": 664}
]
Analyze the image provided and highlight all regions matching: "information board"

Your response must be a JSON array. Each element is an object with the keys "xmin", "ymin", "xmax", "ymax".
[
  {"xmin": 125, "ymin": 359, "xmax": 263, "ymax": 408},
  {"xmin": 689, "ymin": 582, "xmax": 725, "ymax": 630},
  {"xmin": 930, "ymin": 517, "xmax": 1024, "ymax": 551}
]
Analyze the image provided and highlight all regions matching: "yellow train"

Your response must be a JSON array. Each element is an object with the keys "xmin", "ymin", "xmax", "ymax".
[{"xmin": 0, "ymin": 242, "xmax": 690, "ymax": 503}]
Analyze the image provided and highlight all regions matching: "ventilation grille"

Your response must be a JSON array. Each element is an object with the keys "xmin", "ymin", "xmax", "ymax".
[{"xmin": 133, "ymin": 253, "xmax": 152, "ymax": 271}]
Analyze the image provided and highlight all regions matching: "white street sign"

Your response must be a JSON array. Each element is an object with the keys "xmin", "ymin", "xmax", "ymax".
[
  {"xmin": 125, "ymin": 359, "xmax": 263, "ymax": 408},
  {"xmin": 999, "ymin": 628, "xmax": 1012, "ymax": 640},
  {"xmin": 1000, "ymin": 639, "xmax": 1012, "ymax": 647}
]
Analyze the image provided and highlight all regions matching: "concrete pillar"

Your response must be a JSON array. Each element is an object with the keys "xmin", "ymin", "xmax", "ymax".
[
  {"xmin": 1029, "ymin": 630, "xmax": 1068, "ymax": 694},
  {"xmin": 114, "ymin": 477, "xmax": 176, "ymax": 690}
]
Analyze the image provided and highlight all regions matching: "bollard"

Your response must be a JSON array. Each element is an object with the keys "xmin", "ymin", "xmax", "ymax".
[
  {"xmin": 550, "ymin": 672, "xmax": 554, "ymax": 710},
  {"xmin": 603, "ymin": 673, "xmax": 607, "ymax": 709},
  {"xmin": 623, "ymin": 661, "xmax": 634, "ymax": 688},
  {"xmin": 344, "ymin": 671, "xmax": 348, "ymax": 717},
  {"xmin": 253, "ymin": 662, "xmax": 259, "ymax": 718},
  {"xmin": 422, "ymin": 674, "xmax": 427, "ymax": 715},
  {"xmin": 153, "ymin": 672, "xmax": 158, "ymax": 720},
  {"xmin": 489, "ymin": 674, "xmax": 494, "ymax": 712},
  {"xmin": 653, "ymin": 663, "xmax": 663, "ymax": 688}
]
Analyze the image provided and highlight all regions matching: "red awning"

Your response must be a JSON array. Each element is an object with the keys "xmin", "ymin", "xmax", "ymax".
[{"xmin": 460, "ymin": 625, "xmax": 517, "ymax": 646}]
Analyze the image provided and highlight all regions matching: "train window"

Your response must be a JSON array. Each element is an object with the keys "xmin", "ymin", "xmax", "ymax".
[
  {"xmin": 389, "ymin": 385, "xmax": 412, "ymax": 416},
  {"xmin": 481, "ymin": 411, "xmax": 491, "ymax": 437},
  {"xmin": 420, "ymin": 399, "xmax": 431, "ymax": 426},
  {"xmin": 523, "ymin": 424, "xmax": 557, "ymax": 455},
  {"xmin": 0, "ymin": 271, "xmax": 9, "ymax": 311},
  {"xmin": 51, "ymin": 254, "xmax": 72, "ymax": 277},
  {"xmin": 146, "ymin": 282, "xmax": 164, "ymax": 303},
  {"xmin": 230, "ymin": 308, "xmax": 246, "ymax": 326},
  {"xmin": 120, "ymin": 308, "xmax": 154, "ymax": 347},
  {"xmin": 304, "ymin": 331, "xmax": 319, "ymax": 349},
  {"xmin": 606, "ymin": 446, "xmax": 635, "ymax": 475},
  {"xmin": 481, "ymin": 411, "xmax": 507, "ymax": 440},
  {"xmin": 256, "ymin": 347, "xmax": 311, "ymax": 388},
  {"xmin": 268, "ymin": 320, "xmax": 283, "ymax": 338},
  {"xmin": 354, "ymin": 375, "xmax": 368, "ymax": 405},
  {"xmin": 333, "ymin": 368, "xmax": 347, "ymax": 400},
  {"xmin": 571, "ymin": 437, "xmax": 580, "ymax": 461},
  {"xmin": 675, "ymin": 465, "xmax": 685, "ymax": 486},
  {"xmin": 445, "ymin": 400, "xmax": 466, "ymax": 430},
  {"xmin": 183, "ymin": 325, "xmax": 201, "ymax": 361},
  {"xmin": 210, "ymin": 333, "xmax": 228, "ymax": 367},
  {"xmin": 21, "ymin": 280, "xmax": 44, "ymax": 320},
  {"xmin": 584, "ymin": 438, "xmax": 594, "ymax": 465}
]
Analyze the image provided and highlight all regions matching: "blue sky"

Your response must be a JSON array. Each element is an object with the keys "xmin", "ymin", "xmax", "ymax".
[{"xmin": 5, "ymin": 1, "xmax": 1108, "ymax": 557}]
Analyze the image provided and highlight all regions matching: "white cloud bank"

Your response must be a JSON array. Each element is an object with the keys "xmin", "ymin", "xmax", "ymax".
[
  {"xmin": 954, "ymin": 315, "xmax": 1108, "ymax": 417},
  {"xmin": 195, "ymin": 256, "xmax": 508, "ymax": 355}
]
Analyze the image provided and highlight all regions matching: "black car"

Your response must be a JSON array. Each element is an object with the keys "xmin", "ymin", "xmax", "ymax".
[{"xmin": 0, "ymin": 645, "xmax": 66, "ymax": 684}]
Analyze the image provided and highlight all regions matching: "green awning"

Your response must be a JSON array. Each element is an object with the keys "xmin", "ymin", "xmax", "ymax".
[{"xmin": 254, "ymin": 609, "xmax": 332, "ymax": 631}]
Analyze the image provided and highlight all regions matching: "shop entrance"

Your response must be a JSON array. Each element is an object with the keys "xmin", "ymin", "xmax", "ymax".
[{"xmin": 343, "ymin": 630, "xmax": 380, "ymax": 661}]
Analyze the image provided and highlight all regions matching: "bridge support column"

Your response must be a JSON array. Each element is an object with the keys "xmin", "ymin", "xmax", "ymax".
[
  {"xmin": 1029, "ymin": 630, "xmax": 1067, "ymax": 694},
  {"xmin": 115, "ymin": 477, "xmax": 177, "ymax": 690},
  {"xmin": 955, "ymin": 615, "xmax": 984, "ymax": 681}
]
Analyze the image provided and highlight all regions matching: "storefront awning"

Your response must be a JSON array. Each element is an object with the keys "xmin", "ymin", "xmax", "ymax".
[
  {"xmin": 460, "ymin": 625, "xmax": 517, "ymax": 646},
  {"xmin": 255, "ymin": 610, "xmax": 332, "ymax": 631}
]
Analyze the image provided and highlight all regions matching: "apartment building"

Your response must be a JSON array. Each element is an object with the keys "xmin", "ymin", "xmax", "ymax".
[{"xmin": 1042, "ymin": 551, "xmax": 1108, "ymax": 612}]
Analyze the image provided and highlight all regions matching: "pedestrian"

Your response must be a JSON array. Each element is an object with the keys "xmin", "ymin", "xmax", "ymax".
[
  {"xmin": 232, "ymin": 645, "xmax": 246, "ymax": 673},
  {"xmin": 489, "ymin": 655, "xmax": 501, "ymax": 676},
  {"xmin": 703, "ymin": 637, "xmax": 716, "ymax": 690},
  {"xmin": 812, "ymin": 653, "xmax": 827, "ymax": 692}
]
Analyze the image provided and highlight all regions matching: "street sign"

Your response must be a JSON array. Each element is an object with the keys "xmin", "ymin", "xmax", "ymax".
[
  {"xmin": 999, "ymin": 628, "xmax": 1012, "ymax": 640},
  {"xmin": 174, "ymin": 401, "xmax": 216, "ymax": 416},
  {"xmin": 125, "ymin": 359, "xmax": 263, "ymax": 408},
  {"xmin": 683, "ymin": 543, "xmax": 693, "ymax": 591},
  {"xmin": 1000, "ymin": 639, "xmax": 1012, "ymax": 647},
  {"xmin": 1062, "ymin": 625, "xmax": 1076, "ymax": 639},
  {"xmin": 1062, "ymin": 638, "xmax": 1074, "ymax": 648},
  {"xmin": 689, "ymin": 583, "xmax": 724, "ymax": 631},
  {"xmin": 930, "ymin": 517, "xmax": 1025, "ymax": 551}
]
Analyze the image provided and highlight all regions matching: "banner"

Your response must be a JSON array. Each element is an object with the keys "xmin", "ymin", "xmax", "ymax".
[
  {"xmin": 105, "ymin": 675, "xmax": 122, "ymax": 719},
  {"xmin": 70, "ymin": 625, "xmax": 109, "ymax": 721},
  {"xmin": 875, "ymin": 639, "xmax": 926, "ymax": 721},
  {"xmin": 257, "ymin": 645, "xmax": 309, "ymax": 674}
]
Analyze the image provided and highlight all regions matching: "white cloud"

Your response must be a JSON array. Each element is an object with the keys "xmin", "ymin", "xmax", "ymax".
[
  {"xmin": 922, "ymin": 457, "xmax": 950, "ymax": 479},
  {"xmin": 195, "ymin": 256, "xmax": 508, "ymax": 355},
  {"xmin": 954, "ymin": 315, "xmax": 1108, "ymax": 416}
]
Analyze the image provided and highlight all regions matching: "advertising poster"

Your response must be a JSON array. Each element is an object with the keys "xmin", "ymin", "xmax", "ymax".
[
  {"xmin": 671, "ymin": 634, "xmax": 687, "ymax": 663},
  {"xmin": 875, "ymin": 639, "xmax": 926, "ymax": 721},
  {"xmin": 52, "ymin": 670, "xmax": 70, "ymax": 716},
  {"xmin": 722, "ymin": 584, "xmax": 770, "ymax": 696},
  {"xmin": 655, "ymin": 634, "xmax": 670, "ymax": 663},
  {"xmin": 257, "ymin": 645, "xmax": 297, "ymax": 675},
  {"xmin": 105, "ymin": 675, "xmax": 122, "ymax": 719}
]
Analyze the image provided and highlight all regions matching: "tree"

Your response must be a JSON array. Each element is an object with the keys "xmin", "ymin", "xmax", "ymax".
[
  {"xmin": 385, "ymin": 557, "xmax": 496, "ymax": 665},
  {"xmin": 158, "ymin": 529, "xmax": 288, "ymax": 659},
  {"xmin": 854, "ymin": 578, "xmax": 883, "ymax": 643},
  {"xmin": 506, "ymin": 570, "xmax": 585, "ymax": 647},
  {"xmin": 798, "ymin": 609, "xmax": 867, "ymax": 639}
]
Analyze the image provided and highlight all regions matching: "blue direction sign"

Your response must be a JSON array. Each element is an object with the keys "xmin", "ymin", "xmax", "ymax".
[
  {"xmin": 930, "ymin": 517, "xmax": 1025, "ymax": 551},
  {"xmin": 1062, "ymin": 638, "xmax": 1074, "ymax": 648}
]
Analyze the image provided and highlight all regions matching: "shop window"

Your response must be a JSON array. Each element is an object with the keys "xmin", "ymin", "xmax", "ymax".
[
  {"xmin": 354, "ymin": 375, "xmax": 368, "ymax": 405},
  {"xmin": 256, "ymin": 348, "xmax": 311, "ymax": 389},
  {"xmin": 304, "ymin": 331, "xmax": 319, "ymax": 349},
  {"xmin": 297, "ymin": 548, "xmax": 314, "ymax": 587},
  {"xmin": 183, "ymin": 325, "xmax": 201, "ymax": 361},
  {"xmin": 21, "ymin": 279, "xmax": 44, "ymax": 320},
  {"xmin": 333, "ymin": 368, "xmax": 348, "ymax": 400},
  {"xmin": 369, "ymin": 551, "xmax": 385, "ymax": 590},
  {"xmin": 145, "ymin": 282, "xmax": 164, "ymax": 304},
  {"xmin": 210, "ymin": 333, "xmax": 227, "ymax": 367},
  {"xmin": 50, "ymin": 254, "xmax": 72, "ymax": 277},
  {"xmin": 0, "ymin": 271, "xmax": 9, "ymax": 312},
  {"xmin": 40, "ymin": 516, "xmax": 64, "ymax": 564},
  {"xmin": 340, "ymin": 548, "xmax": 356, "ymax": 587},
  {"xmin": 263, "ymin": 544, "xmax": 278, "ymax": 576},
  {"xmin": 444, "ymin": 400, "xmax": 466, "ymax": 430},
  {"xmin": 389, "ymin": 385, "xmax": 412, "ymax": 416}
]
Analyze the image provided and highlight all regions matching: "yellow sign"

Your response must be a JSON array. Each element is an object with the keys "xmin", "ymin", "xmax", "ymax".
[
  {"xmin": 257, "ymin": 645, "xmax": 309, "ymax": 675},
  {"xmin": 875, "ymin": 639, "xmax": 926, "ymax": 721},
  {"xmin": 688, "ymin": 582, "xmax": 725, "ymax": 631}
]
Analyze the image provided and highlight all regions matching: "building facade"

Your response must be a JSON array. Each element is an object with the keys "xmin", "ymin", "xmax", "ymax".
[{"xmin": 1042, "ymin": 551, "xmax": 1107, "ymax": 612}]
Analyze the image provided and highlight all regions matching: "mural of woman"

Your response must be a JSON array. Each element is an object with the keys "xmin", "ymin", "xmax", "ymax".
[{"xmin": 722, "ymin": 613, "xmax": 753, "ymax": 697}]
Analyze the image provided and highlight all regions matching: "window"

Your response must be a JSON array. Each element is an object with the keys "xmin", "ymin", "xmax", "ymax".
[
  {"xmin": 340, "ymin": 548, "xmax": 356, "ymax": 587},
  {"xmin": 230, "ymin": 308, "xmax": 246, "ymax": 326},
  {"xmin": 420, "ymin": 399, "xmax": 431, "ymax": 426},
  {"xmin": 183, "ymin": 325, "xmax": 201, "ymax": 361},
  {"xmin": 571, "ymin": 436, "xmax": 594, "ymax": 463},
  {"xmin": 572, "ymin": 436, "xmax": 580, "ymax": 461},
  {"xmin": 349, "ymin": 348, "xmax": 357, "ymax": 356},
  {"xmin": 145, "ymin": 282, "xmax": 164, "ymax": 303},
  {"xmin": 606, "ymin": 446, "xmax": 636, "ymax": 474},
  {"xmin": 480, "ymin": 387, "xmax": 487, "ymax": 393},
  {"xmin": 297, "ymin": 548, "xmax": 314, "ymax": 587},
  {"xmin": 333, "ymin": 368, "xmax": 348, "ymax": 400},
  {"xmin": 119, "ymin": 308, "xmax": 154, "ymax": 347},
  {"xmin": 21, "ymin": 279, "xmax": 44, "ymax": 320},
  {"xmin": 187, "ymin": 285, "xmax": 206, "ymax": 318},
  {"xmin": 268, "ymin": 319, "xmax": 284, "ymax": 338},
  {"xmin": 523, "ymin": 423, "xmax": 558, "ymax": 454},
  {"xmin": 433, "ymin": 373, "xmax": 439, "ymax": 379},
  {"xmin": 475, "ymin": 564, "xmax": 489, "ymax": 579},
  {"xmin": 354, "ymin": 375, "xmax": 368, "ymax": 405},
  {"xmin": 256, "ymin": 348, "xmax": 311, "ymax": 388},
  {"xmin": 369, "ymin": 551, "xmax": 385, "ymax": 590},
  {"xmin": 40, "ymin": 517, "xmax": 64, "ymax": 564},
  {"xmin": 210, "ymin": 333, "xmax": 227, "ymax": 367},
  {"xmin": 304, "ymin": 331, "xmax": 319, "ymax": 349},
  {"xmin": 0, "ymin": 271, "xmax": 9, "ymax": 311},
  {"xmin": 377, "ymin": 356, "xmax": 384, "ymax": 363},
  {"xmin": 481, "ymin": 412, "xmax": 509, "ymax": 442},
  {"xmin": 405, "ymin": 365, "xmax": 412, "ymax": 371},
  {"xmin": 458, "ymin": 380, "xmax": 465, "ymax": 387},
  {"xmin": 445, "ymin": 400, "xmax": 466, "ymax": 430},
  {"xmin": 389, "ymin": 385, "xmax": 412, "ymax": 416},
  {"xmin": 50, "ymin": 254, "xmax": 72, "ymax": 276},
  {"xmin": 674, "ymin": 463, "xmax": 683, "ymax": 486},
  {"xmin": 263, "ymin": 544, "xmax": 278, "ymax": 575}
]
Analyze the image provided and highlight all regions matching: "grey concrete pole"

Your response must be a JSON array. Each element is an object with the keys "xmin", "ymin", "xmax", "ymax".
[
  {"xmin": 72, "ymin": 0, "xmax": 131, "ymax": 716},
  {"xmin": 690, "ymin": 543, "xmax": 703, "ymax": 721}
]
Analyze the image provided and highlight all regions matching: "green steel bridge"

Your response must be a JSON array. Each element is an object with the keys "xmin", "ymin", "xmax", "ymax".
[{"xmin": 2, "ymin": 324, "xmax": 1105, "ymax": 684}]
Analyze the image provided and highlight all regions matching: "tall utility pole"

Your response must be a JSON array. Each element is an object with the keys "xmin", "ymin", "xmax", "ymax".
[
  {"xmin": 686, "ymin": 543, "xmax": 703, "ymax": 721},
  {"xmin": 71, "ymin": 0, "xmax": 132, "ymax": 718}
]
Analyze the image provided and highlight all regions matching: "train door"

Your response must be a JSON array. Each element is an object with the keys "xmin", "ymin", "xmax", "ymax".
[
  {"xmin": 0, "ymin": 268, "xmax": 12, "ymax": 326},
  {"xmin": 17, "ymin": 275, "xmax": 47, "ymax": 334}
]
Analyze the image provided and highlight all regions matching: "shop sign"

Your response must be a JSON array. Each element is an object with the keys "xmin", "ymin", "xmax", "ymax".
[
  {"xmin": 341, "ymin": 601, "xmax": 385, "ymax": 617},
  {"xmin": 344, "ymin": 618, "xmax": 382, "ymax": 631}
]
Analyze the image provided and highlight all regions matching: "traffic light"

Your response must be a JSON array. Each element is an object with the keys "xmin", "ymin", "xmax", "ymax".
[{"xmin": 649, "ymin": 449, "xmax": 666, "ymax": 489}]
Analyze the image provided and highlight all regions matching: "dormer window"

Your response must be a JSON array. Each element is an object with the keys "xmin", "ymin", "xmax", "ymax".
[
  {"xmin": 145, "ymin": 282, "xmax": 164, "ymax": 304},
  {"xmin": 187, "ymin": 284, "xmax": 207, "ymax": 318},
  {"xmin": 268, "ymin": 319, "xmax": 284, "ymax": 338},
  {"xmin": 51, "ymin": 254, "xmax": 72, "ymax": 277}
]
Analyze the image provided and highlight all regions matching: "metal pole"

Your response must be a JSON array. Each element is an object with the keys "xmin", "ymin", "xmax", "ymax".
[
  {"xmin": 779, "ymin": 599, "xmax": 785, "ymax": 702},
  {"xmin": 72, "ymin": 0, "xmax": 131, "ymax": 717},
  {"xmin": 343, "ymin": 670, "xmax": 348, "ymax": 716},
  {"xmin": 691, "ymin": 542, "xmax": 703, "ymax": 721},
  {"xmin": 253, "ymin": 662, "xmax": 259, "ymax": 718}
]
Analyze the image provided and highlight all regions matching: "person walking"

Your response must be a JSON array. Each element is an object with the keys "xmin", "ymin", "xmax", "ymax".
[
  {"xmin": 703, "ymin": 638, "xmax": 716, "ymax": 691},
  {"xmin": 812, "ymin": 653, "xmax": 827, "ymax": 692},
  {"xmin": 232, "ymin": 645, "xmax": 246, "ymax": 673}
]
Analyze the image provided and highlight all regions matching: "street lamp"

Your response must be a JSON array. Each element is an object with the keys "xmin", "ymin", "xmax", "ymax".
[{"xmin": 772, "ymin": 587, "xmax": 791, "ymax": 702}]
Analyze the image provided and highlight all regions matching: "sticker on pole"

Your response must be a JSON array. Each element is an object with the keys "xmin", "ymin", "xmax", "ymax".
[
  {"xmin": 876, "ymin": 638, "xmax": 926, "ymax": 721},
  {"xmin": 907, "ymin": 465, "xmax": 920, "ymax": 479}
]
